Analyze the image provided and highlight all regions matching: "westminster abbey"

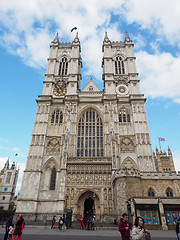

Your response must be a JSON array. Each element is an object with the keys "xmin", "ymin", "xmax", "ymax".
[{"xmin": 16, "ymin": 32, "xmax": 180, "ymax": 230}]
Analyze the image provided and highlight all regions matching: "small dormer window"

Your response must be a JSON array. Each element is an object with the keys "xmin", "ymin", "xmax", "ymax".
[{"xmin": 89, "ymin": 86, "xmax": 94, "ymax": 91}]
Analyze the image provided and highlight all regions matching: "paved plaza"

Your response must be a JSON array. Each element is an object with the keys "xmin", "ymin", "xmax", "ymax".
[{"xmin": 0, "ymin": 226, "xmax": 178, "ymax": 240}]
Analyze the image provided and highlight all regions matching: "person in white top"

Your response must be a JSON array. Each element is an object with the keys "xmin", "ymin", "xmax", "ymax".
[{"xmin": 132, "ymin": 216, "xmax": 150, "ymax": 240}]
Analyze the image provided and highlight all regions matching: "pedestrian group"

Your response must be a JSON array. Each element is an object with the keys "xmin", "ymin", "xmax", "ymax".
[{"xmin": 119, "ymin": 213, "xmax": 150, "ymax": 240}]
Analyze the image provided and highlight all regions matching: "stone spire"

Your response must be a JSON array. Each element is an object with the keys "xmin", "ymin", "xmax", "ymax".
[
  {"xmin": 104, "ymin": 31, "xmax": 110, "ymax": 43},
  {"xmin": 168, "ymin": 146, "xmax": 172, "ymax": 156},
  {"xmin": 73, "ymin": 31, "xmax": 80, "ymax": 43},
  {"xmin": 124, "ymin": 31, "xmax": 132, "ymax": 43},
  {"xmin": 51, "ymin": 32, "xmax": 59, "ymax": 46}
]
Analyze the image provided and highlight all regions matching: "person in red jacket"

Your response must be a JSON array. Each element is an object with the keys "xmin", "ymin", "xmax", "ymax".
[{"xmin": 119, "ymin": 213, "xmax": 132, "ymax": 240}]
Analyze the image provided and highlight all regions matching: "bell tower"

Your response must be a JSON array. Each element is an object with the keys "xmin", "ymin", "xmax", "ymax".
[
  {"xmin": 42, "ymin": 32, "xmax": 82, "ymax": 98},
  {"xmin": 16, "ymin": 33, "xmax": 82, "ymax": 220},
  {"xmin": 102, "ymin": 32, "xmax": 155, "ymax": 171}
]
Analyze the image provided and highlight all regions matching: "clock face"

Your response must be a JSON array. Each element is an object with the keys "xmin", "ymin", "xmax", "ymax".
[
  {"xmin": 4, "ymin": 187, "xmax": 8, "ymax": 192},
  {"xmin": 116, "ymin": 84, "xmax": 129, "ymax": 95},
  {"xmin": 53, "ymin": 83, "xmax": 67, "ymax": 96}
]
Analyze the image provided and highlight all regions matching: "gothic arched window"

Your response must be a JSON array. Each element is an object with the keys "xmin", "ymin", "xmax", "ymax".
[
  {"xmin": 119, "ymin": 109, "xmax": 130, "ymax": 123},
  {"xmin": 50, "ymin": 167, "xmax": 56, "ymax": 190},
  {"xmin": 166, "ymin": 187, "xmax": 173, "ymax": 197},
  {"xmin": 115, "ymin": 56, "xmax": 125, "ymax": 75},
  {"xmin": 51, "ymin": 110, "xmax": 63, "ymax": 124},
  {"xmin": 77, "ymin": 109, "xmax": 103, "ymax": 157},
  {"xmin": 148, "ymin": 187, "xmax": 155, "ymax": 197},
  {"xmin": 59, "ymin": 57, "xmax": 68, "ymax": 76}
]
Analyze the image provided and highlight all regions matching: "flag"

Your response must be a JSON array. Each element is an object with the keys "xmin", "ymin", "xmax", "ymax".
[
  {"xmin": 71, "ymin": 27, "xmax": 77, "ymax": 32},
  {"xmin": 15, "ymin": 153, "xmax": 18, "ymax": 156},
  {"xmin": 159, "ymin": 137, "xmax": 165, "ymax": 141}
]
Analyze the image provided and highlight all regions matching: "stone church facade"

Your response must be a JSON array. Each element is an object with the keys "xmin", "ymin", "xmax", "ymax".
[{"xmin": 16, "ymin": 32, "xmax": 180, "ymax": 229}]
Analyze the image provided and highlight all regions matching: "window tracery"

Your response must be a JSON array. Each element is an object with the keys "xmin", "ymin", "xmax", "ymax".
[
  {"xmin": 166, "ymin": 187, "xmax": 173, "ymax": 197},
  {"xmin": 59, "ymin": 57, "xmax": 68, "ymax": 75},
  {"xmin": 148, "ymin": 187, "xmax": 155, "ymax": 197},
  {"xmin": 77, "ymin": 109, "xmax": 103, "ymax": 157},
  {"xmin": 115, "ymin": 56, "xmax": 125, "ymax": 75},
  {"xmin": 51, "ymin": 110, "xmax": 63, "ymax": 124},
  {"xmin": 50, "ymin": 167, "xmax": 56, "ymax": 190},
  {"xmin": 119, "ymin": 109, "xmax": 130, "ymax": 123}
]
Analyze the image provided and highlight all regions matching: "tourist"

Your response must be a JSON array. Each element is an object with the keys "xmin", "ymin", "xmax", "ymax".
[
  {"xmin": 4, "ymin": 215, "xmax": 13, "ymax": 240},
  {"xmin": 8, "ymin": 225, "xmax": 14, "ymax": 239},
  {"xmin": 80, "ymin": 215, "xmax": 84, "ymax": 229},
  {"xmin": 51, "ymin": 216, "xmax": 56, "ymax": 229},
  {"xmin": 132, "ymin": 216, "xmax": 150, "ymax": 240},
  {"xmin": 12, "ymin": 216, "xmax": 25, "ymax": 240},
  {"xmin": 119, "ymin": 213, "xmax": 132, "ymax": 240},
  {"xmin": 58, "ymin": 217, "xmax": 63, "ymax": 231},
  {"xmin": 63, "ymin": 215, "xmax": 67, "ymax": 231},
  {"xmin": 176, "ymin": 218, "xmax": 180, "ymax": 239},
  {"xmin": 92, "ymin": 215, "xmax": 95, "ymax": 230}
]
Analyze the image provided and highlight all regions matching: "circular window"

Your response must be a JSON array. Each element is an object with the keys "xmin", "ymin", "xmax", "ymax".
[
  {"xmin": 119, "ymin": 86, "xmax": 126, "ymax": 93},
  {"xmin": 116, "ymin": 85, "xmax": 128, "ymax": 95}
]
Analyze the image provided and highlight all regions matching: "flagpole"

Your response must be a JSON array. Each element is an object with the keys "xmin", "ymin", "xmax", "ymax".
[{"xmin": 158, "ymin": 137, "xmax": 161, "ymax": 151}]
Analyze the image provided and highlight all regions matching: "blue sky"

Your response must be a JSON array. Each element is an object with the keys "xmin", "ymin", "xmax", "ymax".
[{"xmin": 0, "ymin": 0, "xmax": 180, "ymax": 193}]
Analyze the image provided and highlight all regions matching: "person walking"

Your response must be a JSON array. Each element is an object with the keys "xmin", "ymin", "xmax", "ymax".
[
  {"xmin": 4, "ymin": 215, "xmax": 13, "ymax": 240},
  {"xmin": 132, "ymin": 216, "xmax": 150, "ymax": 240},
  {"xmin": 12, "ymin": 216, "xmax": 25, "ymax": 240},
  {"xmin": 79, "ymin": 215, "xmax": 84, "ymax": 229},
  {"xmin": 51, "ymin": 216, "xmax": 56, "ymax": 230},
  {"xmin": 92, "ymin": 215, "xmax": 95, "ymax": 230},
  {"xmin": 63, "ymin": 215, "xmax": 67, "ymax": 231},
  {"xmin": 58, "ymin": 217, "xmax": 63, "ymax": 231},
  {"xmin": 176, "ymin": 218, "xmax": 180, "ymax": 239},
  {"xmin": 119, "ymin": 213, "xmax": 132, "ymax": 240}
]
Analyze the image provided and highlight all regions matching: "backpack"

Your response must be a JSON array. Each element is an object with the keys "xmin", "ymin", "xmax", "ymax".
[{"xmin": 60, "ymin": 220, "xmax": 63, "ymax": 225}]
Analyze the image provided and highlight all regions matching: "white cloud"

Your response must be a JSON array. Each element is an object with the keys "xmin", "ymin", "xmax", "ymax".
[
  {"xmin": 123, "ymin": 0, "xmax": 180, "ymax": 46},
  {"xmin": 173, "ymin": 150, "xmax": 180, "ymax": 172},
  {"xmin": 174, "ymin": 98, "xmax": 180, "ymax": 104},
  {"xmin": 136, "ymin": 51, "xmax": 180, "ymax": 102},
  {"xmin": 0, "ymin": 0, "xmax": 126, "ymax": 73},
  {"xmin": 0, "ymin": 0, "xmax": 180, "ymax": 101},
  {"xmin": 16, "ymin": 162, "xmax": 26, "ymax": 195}
]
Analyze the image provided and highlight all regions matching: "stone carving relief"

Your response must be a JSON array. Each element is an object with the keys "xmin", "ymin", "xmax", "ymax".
[
  {"xmin": 66, "ymin": 164, "xmax": 112, "ymax": 187},
  {"xmin": 121, "ymin": 157, "xmax": 137, "ymax": 170},
  {"xmin": 46, "ymin": 138, "xmax": 60, "ymax": 155},
  {"xmin": 120, "ymin": 137, "xmax": 135, "ymax": 153}
]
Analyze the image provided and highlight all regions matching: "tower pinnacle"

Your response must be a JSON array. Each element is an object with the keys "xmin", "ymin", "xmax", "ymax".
[
  {"xmin": 51, "ymin": 32, "xmax": 59, "ymax": 45},
  {"xmin": 125, "ymin": 31, "xmax": 132, "ymax": 43}
]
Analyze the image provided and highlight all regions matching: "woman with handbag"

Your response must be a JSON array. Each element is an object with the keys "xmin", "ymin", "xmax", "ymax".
[
  {"xmin": 12, "ymin": 216, "xmax": 25, "ymax": 240},
  {"xmin": 132, "ymin": 216, "xmax": 150, "ymax": 240}
]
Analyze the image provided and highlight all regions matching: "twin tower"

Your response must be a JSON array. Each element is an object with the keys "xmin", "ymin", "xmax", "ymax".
[{"xmin": 16, "ymin": 32, "xmax": 178, "ymax": 229}]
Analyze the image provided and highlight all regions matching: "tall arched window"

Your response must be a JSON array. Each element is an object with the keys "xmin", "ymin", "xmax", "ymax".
[
  {"xmin": 50, "ymin": 167, "xmax": 56, "ymax": 190},
  {"xmin": 77, "ymin": 109, "xmax": 103, "ymax": 157},
  {"xmin": 115, "ymin": 56, "xmax": 125, "ymax": 74},
  {"xmin": 166, "ymin": 187, "xmax": 173, "ymax": 197},
  {"xmin": 51, "ymin": 110, "xmax": 63, "ymax": 124},
  {"xmin": 59, "ymin": 57, "xmax": 68, "ymax": 75},
  {"xmin": 119, "ymin": 109, "xmax": 130, "ymax": 123},
  {"xmin": 148, "ymin": 187, "xmax": 155, "ymax": 197}
]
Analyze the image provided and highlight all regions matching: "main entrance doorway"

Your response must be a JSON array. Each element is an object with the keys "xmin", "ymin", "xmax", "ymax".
[
  {"xmin": 77, "ymin": 190, "xmax": 101, "ymax": 221},
  {"xmin": 84, "ymin": 197, "xmax": 94, "ymax": 218}
]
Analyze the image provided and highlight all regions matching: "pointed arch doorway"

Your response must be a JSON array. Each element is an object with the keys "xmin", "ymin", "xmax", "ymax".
[
  {"xmin": 84, "ymin": 197, "xmax": 94, "ymax": 218},
  {"xmin": 77, "ymin": 190, "xmax": 101, "ymax": 221}
]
